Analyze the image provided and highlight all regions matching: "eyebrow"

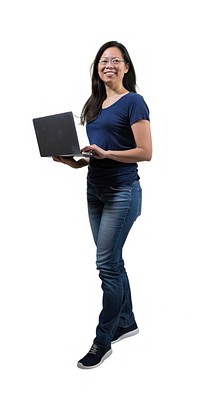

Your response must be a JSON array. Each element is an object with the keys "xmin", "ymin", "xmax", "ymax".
[{"xmin": 100, "ymin": 57, "xmax": 120, "ymax": 59}]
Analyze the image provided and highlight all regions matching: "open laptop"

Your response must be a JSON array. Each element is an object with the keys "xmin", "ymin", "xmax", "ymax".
[{"xmin": 33, "ymin": 111, "xmax": 93, "ymax": 157}]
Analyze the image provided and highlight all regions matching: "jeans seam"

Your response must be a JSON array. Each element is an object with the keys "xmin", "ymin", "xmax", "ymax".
[{"xmin": 108, "ymin": 187, "xmax": 134, "ymax": 266}]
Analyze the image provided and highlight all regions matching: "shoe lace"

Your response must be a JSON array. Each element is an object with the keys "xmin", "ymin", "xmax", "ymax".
[{"xmin": 89, "ymin": 344, "xmax": 99, "ymax": 355}]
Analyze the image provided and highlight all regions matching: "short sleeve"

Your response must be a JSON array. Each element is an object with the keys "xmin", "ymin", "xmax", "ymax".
[{"xmin": 129, "ymin": 94, "xmax": 150, "ymax": 125}]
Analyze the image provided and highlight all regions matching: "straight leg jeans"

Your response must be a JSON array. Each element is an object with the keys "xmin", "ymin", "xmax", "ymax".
[{"xmin": 87, "ymin": 179, "xmax": 142, "ymax": 349}]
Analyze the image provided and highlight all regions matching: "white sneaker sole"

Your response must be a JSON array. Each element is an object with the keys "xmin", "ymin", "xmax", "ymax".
[
  {"xmin": 111, "ymin": 328, "xmax": 139, "ymax": 344},
  {"xmin": 77, "ymin": 349, "xmax": 112, "ymax": 369}
]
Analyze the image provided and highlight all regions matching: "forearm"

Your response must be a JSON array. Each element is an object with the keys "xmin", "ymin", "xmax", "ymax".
[{"xmin": 106, "ymin": 147, "xmax": 152, "ymax": 163}]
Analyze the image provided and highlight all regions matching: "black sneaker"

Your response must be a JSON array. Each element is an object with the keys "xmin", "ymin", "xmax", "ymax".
[
  {"xmin": 77, "ymin": 343, "xmax": 112, "ymax": 369},
  {"xmin": 111, "ymin": 322, "xmax": 139, "ymax": 344}
]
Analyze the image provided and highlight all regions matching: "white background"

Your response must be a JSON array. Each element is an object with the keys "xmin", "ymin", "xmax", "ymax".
[{"xmin": 0, "ymin": 0, "xmax": 199, "ymax": 399}]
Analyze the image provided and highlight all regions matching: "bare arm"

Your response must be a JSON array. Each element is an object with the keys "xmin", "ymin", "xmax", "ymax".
[{"xmin": 81, "ymin": 120, "xmax": 152, "ymax": 163}]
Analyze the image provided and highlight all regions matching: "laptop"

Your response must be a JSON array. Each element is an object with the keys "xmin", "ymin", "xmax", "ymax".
[{"xmin": 33, "ymin": 111, "xmax": 93, "ymax": 157}]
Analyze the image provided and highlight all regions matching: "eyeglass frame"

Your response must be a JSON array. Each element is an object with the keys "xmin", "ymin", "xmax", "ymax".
[{"xmin": 98, "ymin": 57, "xmax": 125, "ymax": 66}]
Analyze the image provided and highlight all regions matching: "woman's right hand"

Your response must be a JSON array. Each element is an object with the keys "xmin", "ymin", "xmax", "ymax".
[{"xmin": 52, "ymin": 156, "xmax": 89, "ymax": 169}]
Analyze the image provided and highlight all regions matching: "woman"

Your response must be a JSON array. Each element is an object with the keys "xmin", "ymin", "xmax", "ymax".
[{"xmin": 53, "ymin": 41, "xmax": 152, "ymax": 369}]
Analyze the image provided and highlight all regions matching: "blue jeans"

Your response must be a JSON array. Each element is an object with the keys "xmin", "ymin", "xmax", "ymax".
[{"xmin": 87, "ymin": 179, "xmax": 142, "ymax": 349}]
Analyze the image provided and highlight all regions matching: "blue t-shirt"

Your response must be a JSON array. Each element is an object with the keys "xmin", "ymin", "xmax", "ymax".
[{"xmin": 86, "ymin": 92, "xmax": 150, "ymax": 185}]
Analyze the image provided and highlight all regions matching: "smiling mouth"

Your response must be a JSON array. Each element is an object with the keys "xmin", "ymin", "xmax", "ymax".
[{"xmin": 104, "ymin": 71, "xmax": 116, "ymax": 75}]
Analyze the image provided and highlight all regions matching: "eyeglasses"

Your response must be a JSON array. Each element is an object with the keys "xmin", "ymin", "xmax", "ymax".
[{"xmin": 99, "ymin": 58, "xmax": 125, "ymax": 66}]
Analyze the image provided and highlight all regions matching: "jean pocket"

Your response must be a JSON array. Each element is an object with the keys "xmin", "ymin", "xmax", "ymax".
[{"xmin": 109, "ymin": 185, "xmax": 132, "ymax": 193}]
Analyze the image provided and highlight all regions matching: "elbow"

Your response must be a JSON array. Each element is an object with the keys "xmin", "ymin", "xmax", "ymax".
[
  {"xmin": 146, "ymin": 153, "xmax": 152, "ymax": 162},
  {"xmin": 142, "ymin": 150, "xmax": 152, "ymax": 162},
  {"xmin": 137, "ymin": 146, "xmax": 152, "ymax": 162},
  {"xmin": 145, "ymin": 148, "xmax": 153, "ymax": 162}
]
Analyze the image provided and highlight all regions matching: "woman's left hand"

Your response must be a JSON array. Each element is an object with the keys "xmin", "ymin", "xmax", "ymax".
[{"xmin": 81, "ymin": 144, "xmax": 107, "ymax": 159}]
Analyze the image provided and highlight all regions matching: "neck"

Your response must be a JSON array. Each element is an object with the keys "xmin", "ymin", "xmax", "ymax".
[{"xmin": 105, "ymin": 85, "xmax": 128, "ymax": 98}]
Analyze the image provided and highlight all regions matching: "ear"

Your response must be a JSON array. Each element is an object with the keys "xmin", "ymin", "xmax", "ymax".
[{"xmin": 124, "ymin": 63, "xmax": 129, "ymax": 73}]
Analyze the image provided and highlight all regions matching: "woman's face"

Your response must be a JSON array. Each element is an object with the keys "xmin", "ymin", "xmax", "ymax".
[{"xmin": 97, "ymin": 47, "xmax": 129, "ymax": 86}]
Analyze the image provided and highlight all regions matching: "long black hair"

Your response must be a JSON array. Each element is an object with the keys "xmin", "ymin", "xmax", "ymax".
[{"xmin": 80, "ymin": 41, "xmax": 137, "ymax": 125}]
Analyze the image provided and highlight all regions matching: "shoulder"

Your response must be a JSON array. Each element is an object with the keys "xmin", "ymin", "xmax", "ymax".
[
  {"xmin": 124, "ymin": 92, "xmax": 149, "ymax": 111},
  {"xmin": 120, "ymin": 92, "xmax": 149, "ymax": 111},
  {"xmin": 125, "ymin": 92, "xmax": 147, "ymax": 104}
]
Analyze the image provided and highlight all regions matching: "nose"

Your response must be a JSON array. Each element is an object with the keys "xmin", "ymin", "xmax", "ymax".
[{"xmin": 105, "ymin": 60, "xmax": 114, "ymax": 67}]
